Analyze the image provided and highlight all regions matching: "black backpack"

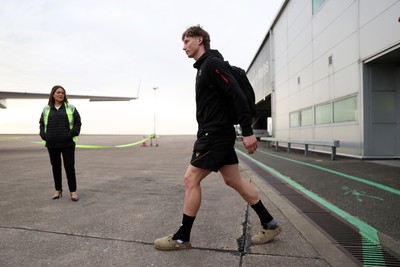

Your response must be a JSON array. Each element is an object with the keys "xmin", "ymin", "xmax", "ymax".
[{"xmin": 226, "ymin": 62, "xmax": 256, "ymax": 122}]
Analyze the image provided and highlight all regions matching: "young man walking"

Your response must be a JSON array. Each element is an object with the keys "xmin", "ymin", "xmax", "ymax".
[{"xmin": 154, "ymin": 25, "xmax": 281, "ymax": 250}]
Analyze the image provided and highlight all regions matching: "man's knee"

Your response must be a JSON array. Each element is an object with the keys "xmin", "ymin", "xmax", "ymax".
[
  {"xmin": 223, "ymin": 175, "xmax": 241, "ymax": 189},
  {"xmin": 183, "ymin": 174, "xmax": 196, "ymax": 190},
  {"xmin": 183, "ymin": 165, "xmax": 209, "ymax": 190}
]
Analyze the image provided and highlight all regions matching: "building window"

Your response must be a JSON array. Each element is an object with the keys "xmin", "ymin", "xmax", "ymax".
[
  {"xmin": 290, "ymin": 112, "xmax": 300, "ymax": 127},
  {"xmin": 315, "ymin": 103, "xmax": 332, "ymax": 124},
  {"xmin": 290, "ymin": 96, "xmax": 357, "ymax": 128},
  {"xmin": 333, "ymin": 96, "xmax": 357, "ymax": 123},
  {"xmin": 312, "ymin": 0, "xmax": 327, "ymax": 14},
  {"xmin": 301, "ymin": 108, "xmax": 313, "ymax": 126},
  {"xmin": 290, "ymin": 108, "xmax": 313, "ymax": 127}
]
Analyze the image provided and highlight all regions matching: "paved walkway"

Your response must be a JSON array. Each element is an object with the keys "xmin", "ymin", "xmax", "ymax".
[{"xmin": 1, "ymin": 134, "xmax": 395, "ymax": 266}]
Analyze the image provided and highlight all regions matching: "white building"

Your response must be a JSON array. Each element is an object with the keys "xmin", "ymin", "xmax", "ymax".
[{"xmin": 248, "ymin": 0, "xmax": 400, "ymax": 158}]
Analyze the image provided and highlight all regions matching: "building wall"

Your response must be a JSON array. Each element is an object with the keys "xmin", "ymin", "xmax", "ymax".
[
  {"xmin": 247, "ymin": 38, "xmax": 273, "ymax": 103},
  {"xmin": 359, "ymin": 0, "xmax": 400, "ymax": 60},
  {"xmin": 359, "ymin": 0, "xmax": 400, "ymax": 158},
  {"xmin": 252, "ymin": 0, "xmax": 400, "ymax": 157}
]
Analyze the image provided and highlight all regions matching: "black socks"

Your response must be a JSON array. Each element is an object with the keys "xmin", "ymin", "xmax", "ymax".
[
  {"xmin": 172, "ymin": 214, "xmax": 195, "ymax": 242},
  {"xmin": 250, "ymin": 200, "xmax": 277, "ymax": 229}
]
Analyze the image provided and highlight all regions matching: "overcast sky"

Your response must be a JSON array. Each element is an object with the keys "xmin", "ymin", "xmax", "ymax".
[{"xmin": 0, "ymin": 0, "xmax": 283, "ymax": 135}]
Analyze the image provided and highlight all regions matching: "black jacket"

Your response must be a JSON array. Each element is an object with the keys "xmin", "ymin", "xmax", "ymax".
[
  {"xmin": 39, "ymin": 103, "xmax": 82, "ymax": 148},
  {"xmin": 193, "ymin": 49, "xmax": 253, "ymax": 137}
]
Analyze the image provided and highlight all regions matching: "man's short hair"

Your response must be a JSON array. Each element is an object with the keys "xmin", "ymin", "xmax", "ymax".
[{"xmin": 182, "ymin": 25, "xmax": 211, "ymax": 50}]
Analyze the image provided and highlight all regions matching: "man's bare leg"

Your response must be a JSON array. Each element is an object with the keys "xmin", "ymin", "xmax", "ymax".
[
  {"xmin": 219, "ymin": 164, "xmax": 259, "ymax": 205},
  {"xmin": 169, "ymin": 165, "xmax": 211, "ymax": 243},
  {"xmin": 220, "ymin": 164, "xmax": 281, "ymax": 245},
  {"xmin": 154, "ymin": 165, "xmax": 211, "ymax": 250},
  {"xmin": 182, "ymin": 164, "xmax": 211, "ymax": 216}
]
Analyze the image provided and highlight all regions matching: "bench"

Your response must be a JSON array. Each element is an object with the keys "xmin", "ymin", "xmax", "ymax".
[{"xmin": 263, "ymin": 138, "xmax": 340, "ymax": 160}]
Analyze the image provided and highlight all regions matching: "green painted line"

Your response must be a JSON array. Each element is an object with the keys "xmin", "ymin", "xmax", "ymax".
[
  {"xmin": 362, "ymin": 235, "xmax": 385, "ymax": 267},
  {"xmin": 255, "ymin": 148, "xmax": 400, "ymax": 197},
  {"xmin": 343, "ymin": 186, "xmax": 384, "ymax": 202},
  {"xmin": 236, "ymin": 149, "xmax": 382, "ymax": 248}
]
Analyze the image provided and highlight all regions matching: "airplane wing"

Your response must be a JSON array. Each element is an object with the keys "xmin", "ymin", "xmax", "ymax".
[{"xmin": 0, "ymin": 91, "xmax": 137, "ymax": 109}]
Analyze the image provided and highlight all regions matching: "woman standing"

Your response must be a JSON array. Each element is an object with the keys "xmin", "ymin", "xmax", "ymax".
[{"xmin": 39, "ymin": 85, "xmax": 82, "ymax": 201}]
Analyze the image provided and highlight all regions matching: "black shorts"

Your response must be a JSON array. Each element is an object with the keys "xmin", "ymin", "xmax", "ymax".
[{"xmin": 190, "ymin": 133, "xmax": 239, "ymax": 172}]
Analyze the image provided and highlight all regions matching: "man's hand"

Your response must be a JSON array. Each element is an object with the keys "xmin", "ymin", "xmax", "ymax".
[{"xmin": 242, "ymin": 134, "xmax": 258, "ymax": 154}]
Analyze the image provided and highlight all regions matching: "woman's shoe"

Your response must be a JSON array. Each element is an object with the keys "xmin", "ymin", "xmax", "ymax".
[
  {"xmin": 52, "ymin": 189, "xmax": 63, "ymax": 199},
  {"xmin": 70, "ymin": 192, "xmax": 79, "ymax": 202}
]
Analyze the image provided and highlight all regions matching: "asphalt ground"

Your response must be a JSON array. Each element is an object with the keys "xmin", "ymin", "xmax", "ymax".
[
  {"xmin": 0, "ymin": 134, "xmax": 398, "ymax": 266},
  {"xmin": 235, "ymin": 141, "xmax": 400, "ymax": 242}
]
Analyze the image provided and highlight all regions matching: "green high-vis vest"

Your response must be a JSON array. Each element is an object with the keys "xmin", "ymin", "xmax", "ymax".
[{"xmin": 42, "ymin": 102, "xmax": 77, "ymax": 145}]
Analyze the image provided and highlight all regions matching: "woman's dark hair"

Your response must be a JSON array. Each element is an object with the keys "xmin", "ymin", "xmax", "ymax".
[
  {"xmin": 182, "ymin": 25, "xmax": 211, "ymax": 50},
  {"xmin": 48, "ymin": 85, "xmax": 68, "ymax": 106}
]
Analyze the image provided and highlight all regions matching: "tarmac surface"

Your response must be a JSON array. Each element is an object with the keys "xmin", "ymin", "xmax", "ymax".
[{"xmin": 0, "ymin": 134, "xmax": 399, "ymax": 267}]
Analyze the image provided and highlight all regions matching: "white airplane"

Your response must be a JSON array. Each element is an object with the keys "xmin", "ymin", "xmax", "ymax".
[{"xmin": 0, "ymin": 90, "xmax": 138, "ymax": 109}]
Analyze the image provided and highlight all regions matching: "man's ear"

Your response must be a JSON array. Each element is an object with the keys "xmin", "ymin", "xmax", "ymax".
[{"xmin": 197, "ymin": 36, "xmax": 203, "ymax": 45}]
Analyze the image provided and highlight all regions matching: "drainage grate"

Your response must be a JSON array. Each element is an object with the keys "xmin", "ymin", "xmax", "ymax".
[{"xmin": 240, "ymin": 155, "xmax": 400, "ymax": 266}]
